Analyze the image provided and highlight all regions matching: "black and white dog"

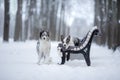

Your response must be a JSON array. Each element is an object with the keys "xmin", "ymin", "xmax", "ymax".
[
  {"xmin": 57, "ymin": 35, "xmax": 81, "ymax": 64},
  {"xmin": 61, "ymin": 35, "xmax": 81, "ymax": 48},
  {"xmin": 36, "ymin": 30, "xmax": 51, "ymax": 65}
]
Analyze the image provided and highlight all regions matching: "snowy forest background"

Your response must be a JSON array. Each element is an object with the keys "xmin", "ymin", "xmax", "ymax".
[{"xmin": 0, "ymin": 0, "xmax": 120, "ymax": 51}]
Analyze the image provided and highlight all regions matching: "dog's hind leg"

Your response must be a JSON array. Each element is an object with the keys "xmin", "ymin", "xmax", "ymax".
[
  {"xmin": 37, "ymin": 52, "xmax": 43, "ymax": 65},
  {"xmin": 37, "ymin": 56, "xmax": 41, "ymax": 65},
  {"xmin": 43, "ymin": 53, "xmax": 51, "ymax": 64},
  {"xmin": 37, "ymin": 57, "xmax": 41, "ymax": 65}
]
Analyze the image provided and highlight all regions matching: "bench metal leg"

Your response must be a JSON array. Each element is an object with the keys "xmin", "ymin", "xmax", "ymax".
[{"xmin": 83, "ymin": 52, "xmax": 91, "ymax": 66}]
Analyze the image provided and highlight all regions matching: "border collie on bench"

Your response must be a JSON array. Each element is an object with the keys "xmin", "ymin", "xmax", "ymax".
[{"xmin": 57, "ymin": 26, "xmax": 99, "ymax": 66}]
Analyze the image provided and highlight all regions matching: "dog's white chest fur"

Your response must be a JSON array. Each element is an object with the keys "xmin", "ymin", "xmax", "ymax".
[{"xmin": 39, "ymin": 39, "xmax": 51, "ymax": 53}]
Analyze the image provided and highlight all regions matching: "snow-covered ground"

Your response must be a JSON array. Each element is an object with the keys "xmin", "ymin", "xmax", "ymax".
[{"xmin": 0, "ymin": 39, "xmax": 120, "ymax": 80}]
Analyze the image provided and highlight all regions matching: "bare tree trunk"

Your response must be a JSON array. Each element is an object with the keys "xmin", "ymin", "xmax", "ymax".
[
  {"xmin": 111, "ymin": 1, "xmax": 118, "ymax": 50},
  {"xmin": 40, "ymin": 0, "xmax": 49, "ymax": 30},
  {"xmin": 115, "ymin": 0, "xmax": 120, "ymax": 50},
  {"xmin": 14, "ymin": 0, "xmax": 23, "ymax": 41},
  {"xmin": 24, "ymin": 17, "xmax": 29, "ymax": 40},
  {"xmin": 57, "ymin": 1, "xmax": 62, "ymax": 40},
  {"xmin": 3, "ymin": 0, "xmax": 10, "ymax": 42},
  {"xmin": 24, "ymin": 0, "xmax": 30, "ymax": 41}
]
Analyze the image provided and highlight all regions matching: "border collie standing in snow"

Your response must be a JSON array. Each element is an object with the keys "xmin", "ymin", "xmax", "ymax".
[{"xmin": 36, "ymin": 30, "xmax": 51, "ymax": 65}]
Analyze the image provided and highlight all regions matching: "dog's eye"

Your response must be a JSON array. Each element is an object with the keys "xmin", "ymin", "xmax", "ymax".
[
  {"xmin": 42, "ymin": 34, "xmax": 44, "ymax": 36},
  {"xmin": 67, "ymin": 39, "xmax": 68, "ymax": 42},
  {"xmin": 66, "ymin": 39, "xmax": 70, "ymax": 44}
]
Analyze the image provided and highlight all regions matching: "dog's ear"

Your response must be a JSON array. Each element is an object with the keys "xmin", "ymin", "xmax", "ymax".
[
  {"xmin": 68, "ymin": 35, "xmax": 70, "ymax": 39},
  {"xmin": 46, "ymin": 31, "xmax": 49, "ymax": 37},
  {"xmin": 66, "ymin": 35, "xmax": 70, "ymax": 43},
  {"xmin": 61, "ymin": 35, "xmax": 64, "ymax": 42},
  {"xmin": 39, "ymin": 30, "xmax": 44, "ymax": 38}
]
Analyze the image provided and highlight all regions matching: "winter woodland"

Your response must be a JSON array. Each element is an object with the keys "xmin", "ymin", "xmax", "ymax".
[
  {"xmin": 0, "ymin": 0, "xmax": 120, "ymax": 50},
  {"xmin": 0, "ymin": 0, "xmax": 120, "ymax": 80}
]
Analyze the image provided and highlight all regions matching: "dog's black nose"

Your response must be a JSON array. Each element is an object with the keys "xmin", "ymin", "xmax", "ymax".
[
  {"xmin": 43, "ymin": 37, "xmax": 45, "ymax": 40},
  {"xmin": 63, "ymin": 44, "xmax": 66, "ymax": 47}
]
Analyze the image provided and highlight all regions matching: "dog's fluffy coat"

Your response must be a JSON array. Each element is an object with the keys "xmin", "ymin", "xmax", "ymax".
[{"xmin": 36, "ymin": 30, "xmax": 51, "ymax": 65}]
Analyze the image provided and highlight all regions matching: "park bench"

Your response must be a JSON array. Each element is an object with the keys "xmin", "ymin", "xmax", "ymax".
[{"xmin": 57, "ymin": 26, "xmax": 99, "ymax": 66}]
